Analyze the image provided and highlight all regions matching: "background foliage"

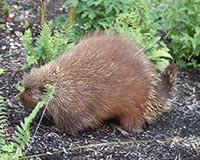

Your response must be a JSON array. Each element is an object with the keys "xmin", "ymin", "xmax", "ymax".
[
  {"xmin": 2, "ymin": 0, "xmax": 200, "ymax": 69},
  {"xmin": 62, "ymin": 0, "xmax": 200, "ymax": 69},
  {"xmin": 158, "ymin": 0, "xmax": 200, "ymax": 68}
]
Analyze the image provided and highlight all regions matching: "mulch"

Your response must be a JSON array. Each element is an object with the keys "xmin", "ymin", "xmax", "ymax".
[{"xmin": 0, "ymin": 1, "xmax": 200, "ymax": 160}]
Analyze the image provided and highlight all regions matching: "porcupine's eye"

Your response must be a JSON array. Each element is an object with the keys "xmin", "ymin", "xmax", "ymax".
[{"xmin": 27, "ymin": 90, "xmax": 32, "ymax": 97}]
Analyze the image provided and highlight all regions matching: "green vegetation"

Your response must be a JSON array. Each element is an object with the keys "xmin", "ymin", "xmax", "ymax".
[
  {"xmin": 61, "ymin": 0, "xmax": 200, "ymax": 69},
  {"xmin": 0, "ymin": 85, "xmax": 54, "ymax": 160},
  {"xmin": 0, "ymin": 68, "xmax": 4, "ymax": 75},
  {"xmin": 21, "ymin": 23, "xmax": 74, "ymax": 68},
  {"xmin": 5, "ymin": 0, "xmax": 198, "ymax": 69},
  {"xmin": 158, "ymin": 0, "xmax": 200, "ymax": 68},
  {"xmin": 0, "ymin": 0, "xmax": 11, "ymax": 17},
  {"xmin": 64, "ymin": 0, "xmax": 135, "ymax": 40},
  {"xmin": 106, "ymin": 1, "xmax": 172, "ymax": 69},
  {"xmin": 60, "ymin": 0, "xmax": 172, "ymax": 69},
  {"xmin": 21, "ymin": 1, "xmax": 75, "ymax": 68}
]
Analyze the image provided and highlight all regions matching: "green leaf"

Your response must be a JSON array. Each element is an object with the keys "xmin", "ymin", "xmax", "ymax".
[
  {"xmin": 27, "ymin": 55, "xmax": 37, "ymax": 66},
  {"xmin": 0, "ymin": 68, "xmax": 4, "ymax": 75},
  {"xmin": 88, "ymin": 12, "xmax": 96, "ymax": 20},
  {"xmin": 72, "ymin": 0, "xmax": 79, "ymax": 6},
  {"xmin": 87, "ymin": 0, "xmax": 95, "ymax": 7},
  {"xmin": 15, "ymin": 82, "xmax": 24, "ymax": 92},
  {"xmin": 64, "ymin": 0, "xmax": 79, "ymax": 7},
  {"xmin": 148, "ymin": 49, "xmax": 172, "ymax": 59},
  {"xmin": 157, "ymin": 59, "xmax": 170, "ymax": 70},
  {"xmin": 81, "ymin": 12, "xmax": 89, "ymax": 19}
]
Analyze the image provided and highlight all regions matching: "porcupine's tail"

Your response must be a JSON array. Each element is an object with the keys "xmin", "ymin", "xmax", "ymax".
[{"xmin": 157, "ymin": 63, "xmax": 176, "ymax": 105}]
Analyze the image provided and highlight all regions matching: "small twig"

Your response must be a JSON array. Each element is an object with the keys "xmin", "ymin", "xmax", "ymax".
[
  {"xmin": 66, "ymin": 6, "xmax": 76, "ymax": 29},
  {"xmin": 39, "ymin": 0, "xmax": 46, "ymax": 26}
]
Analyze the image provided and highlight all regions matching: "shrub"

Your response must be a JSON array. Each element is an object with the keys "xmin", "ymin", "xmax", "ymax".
[
  {"xmin": 0, "ymin": 0, "xmax": 11, "ymax": 17},
  {"xmin": 62, "ymin": 0, "xmax": 172, "ymax": 69},
  {"xmin": 109, "ymin": 10, "xmax": 172, "ymax": 69},
  {"xmin": 64, "ymin": 0, "xmax": 135, "ymax": 40},
  {"xmin": 159, "ymin": 0, "xmax": 200, "ymax": 68}
]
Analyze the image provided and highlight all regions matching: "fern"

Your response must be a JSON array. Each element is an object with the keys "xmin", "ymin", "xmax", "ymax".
[
  {"xmin": 0, "ymin": 95, "xmax": 7, "ymax": 151},
  {"xmin": 20, "ymin": 1, "xmax": 75, "ymax": 69},
  {"xmin": 20, "ymin": 29, "xmax": 34, "ymax": 56},
  {"xmin": 12, "ymin": 84, "xmax": 54, "ymax": 150},
  {"xmin": 0, "ymin": 95, "xmax": 20, "ymax": 160},
  {"xmin": 20, "ymin": 22, "xmax": 74, "ymax": 68},
  {"xmin": 35, "ymin": 22, "xmax": 54, "ymax": 64},
  {"xmin": 20, "ymin": 29, "xmax": 37, "ymax": 68},
  {"xmin": 0, "ymin": 85, "xmax": 54, "ymax": 159},
  {"xmin": 21, "ymin": 21, "xmax": 75, "ymax": 68}
]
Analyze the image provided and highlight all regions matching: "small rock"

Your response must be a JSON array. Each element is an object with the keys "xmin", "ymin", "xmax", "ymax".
[
  {"xmin": 2, "ymin": 46, "xmax": 6, "ymax": 50},
  {"xmin": 9, "ymin": 27, "xmax": 13, "ymax": 31},
  {"xmin": 10, "ymin": 45, "xmax": 17, "ymax": 49},
  {"xmin": 9, "ymin": 22, "xmax": 14, "ymax": 26},
  {"xmin": 6, "ymin": 36, "xmax": 10, "ymax": 39},
  {"xmin": 14, "ymin": 31, "xmax": 20, "ymax": 37},
  {"xmin": 10, "ymin": 42, "xmax": 14, "ymax": 46}
]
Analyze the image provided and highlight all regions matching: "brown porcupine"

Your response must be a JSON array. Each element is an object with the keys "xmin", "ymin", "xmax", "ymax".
[{"xmin": 19, "ymin": 33, "xmax": 176, "ymax": 135}]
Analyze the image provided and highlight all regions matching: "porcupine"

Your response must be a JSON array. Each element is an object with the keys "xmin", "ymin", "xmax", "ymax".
[{"xmin": 19, "ymin": 33, "xmax": 176, "ymax": 135}]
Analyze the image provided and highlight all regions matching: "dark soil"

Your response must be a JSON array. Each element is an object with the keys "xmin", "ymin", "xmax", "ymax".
[{"xmin": 0, "ymin": 1, "xmax": 200, "ymax": 160}]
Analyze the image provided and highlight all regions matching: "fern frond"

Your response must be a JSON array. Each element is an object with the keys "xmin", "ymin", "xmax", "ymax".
[
  {"xmin": 12, "ymin": 85, "xmax": 54, "ymax": 150},
  {"xmin": 144, "ymin": 36, "xmax": 161, "ymax": 51},
  {"xmin": 42, "ymin": 84, "xmax": 54, "ymax": 103},
  {"xmin": 0, "ymin": 96, "xmax": 8, "ymax": 152},
  {"xmin": 52, "ymin": 29, "xmax": 74, "ymax": 56},
  {"xmin": 147, "ymin": 47, "xmax": 172, "ymax": 59},
  {"xmin": 20, "ymin": 29, "xmax": 37, "ymax": 68},
  {"xmin": 35, "ymin": 22, "xmax": 54, "ymax": 64},
  {"xmin": 0, "ymin": 86, "xmax": 54, "ymax": 159},
  {"xmin": 21, "ymin": 1, "xmax": 76, "ymax": 68},
  {"xmin": 20, "ymin": 29, "xmax": 34, "ymax": 56}
]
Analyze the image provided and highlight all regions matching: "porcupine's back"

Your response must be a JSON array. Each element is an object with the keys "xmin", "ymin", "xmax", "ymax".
[{"xmin": 20, "ymin": 33, "xmax": 175, "ymax": 135}]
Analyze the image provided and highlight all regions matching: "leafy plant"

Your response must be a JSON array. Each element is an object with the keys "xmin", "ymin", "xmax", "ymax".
[
  {"xmin": 0, "ymin": 85, "xmax": 54, "ymax": 160},
  {"xmin": 61, "ymin": 0, "xmax": 172, "ymax": 69},
  {"xmin": 20, "ymin": 1, "xmax": 75, "ymax": 68},
  {"xmin": 64, "ymin": 0, "xmax": 135, "ymax": 40},
  {"xmin": 21, "ymin": 22, "xmax": 74, "ymax": 68},
  {"xmin": 0, "ymin": 0, "xmax": 11, "ymax": 17},
  {"xmin": 158, "ymin": 0, "xmax": 200, "ymax": 68},
  {"xmin": 0, "ymin": 68, "xmax": 4, "ymax": 75},
  {"xmin": 108, "ymin": 10, "xmax": 172, "ymax": 70},
  {"xmin": 15, "ymin": 82, "xmax": 24, "ymax": 93}
]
